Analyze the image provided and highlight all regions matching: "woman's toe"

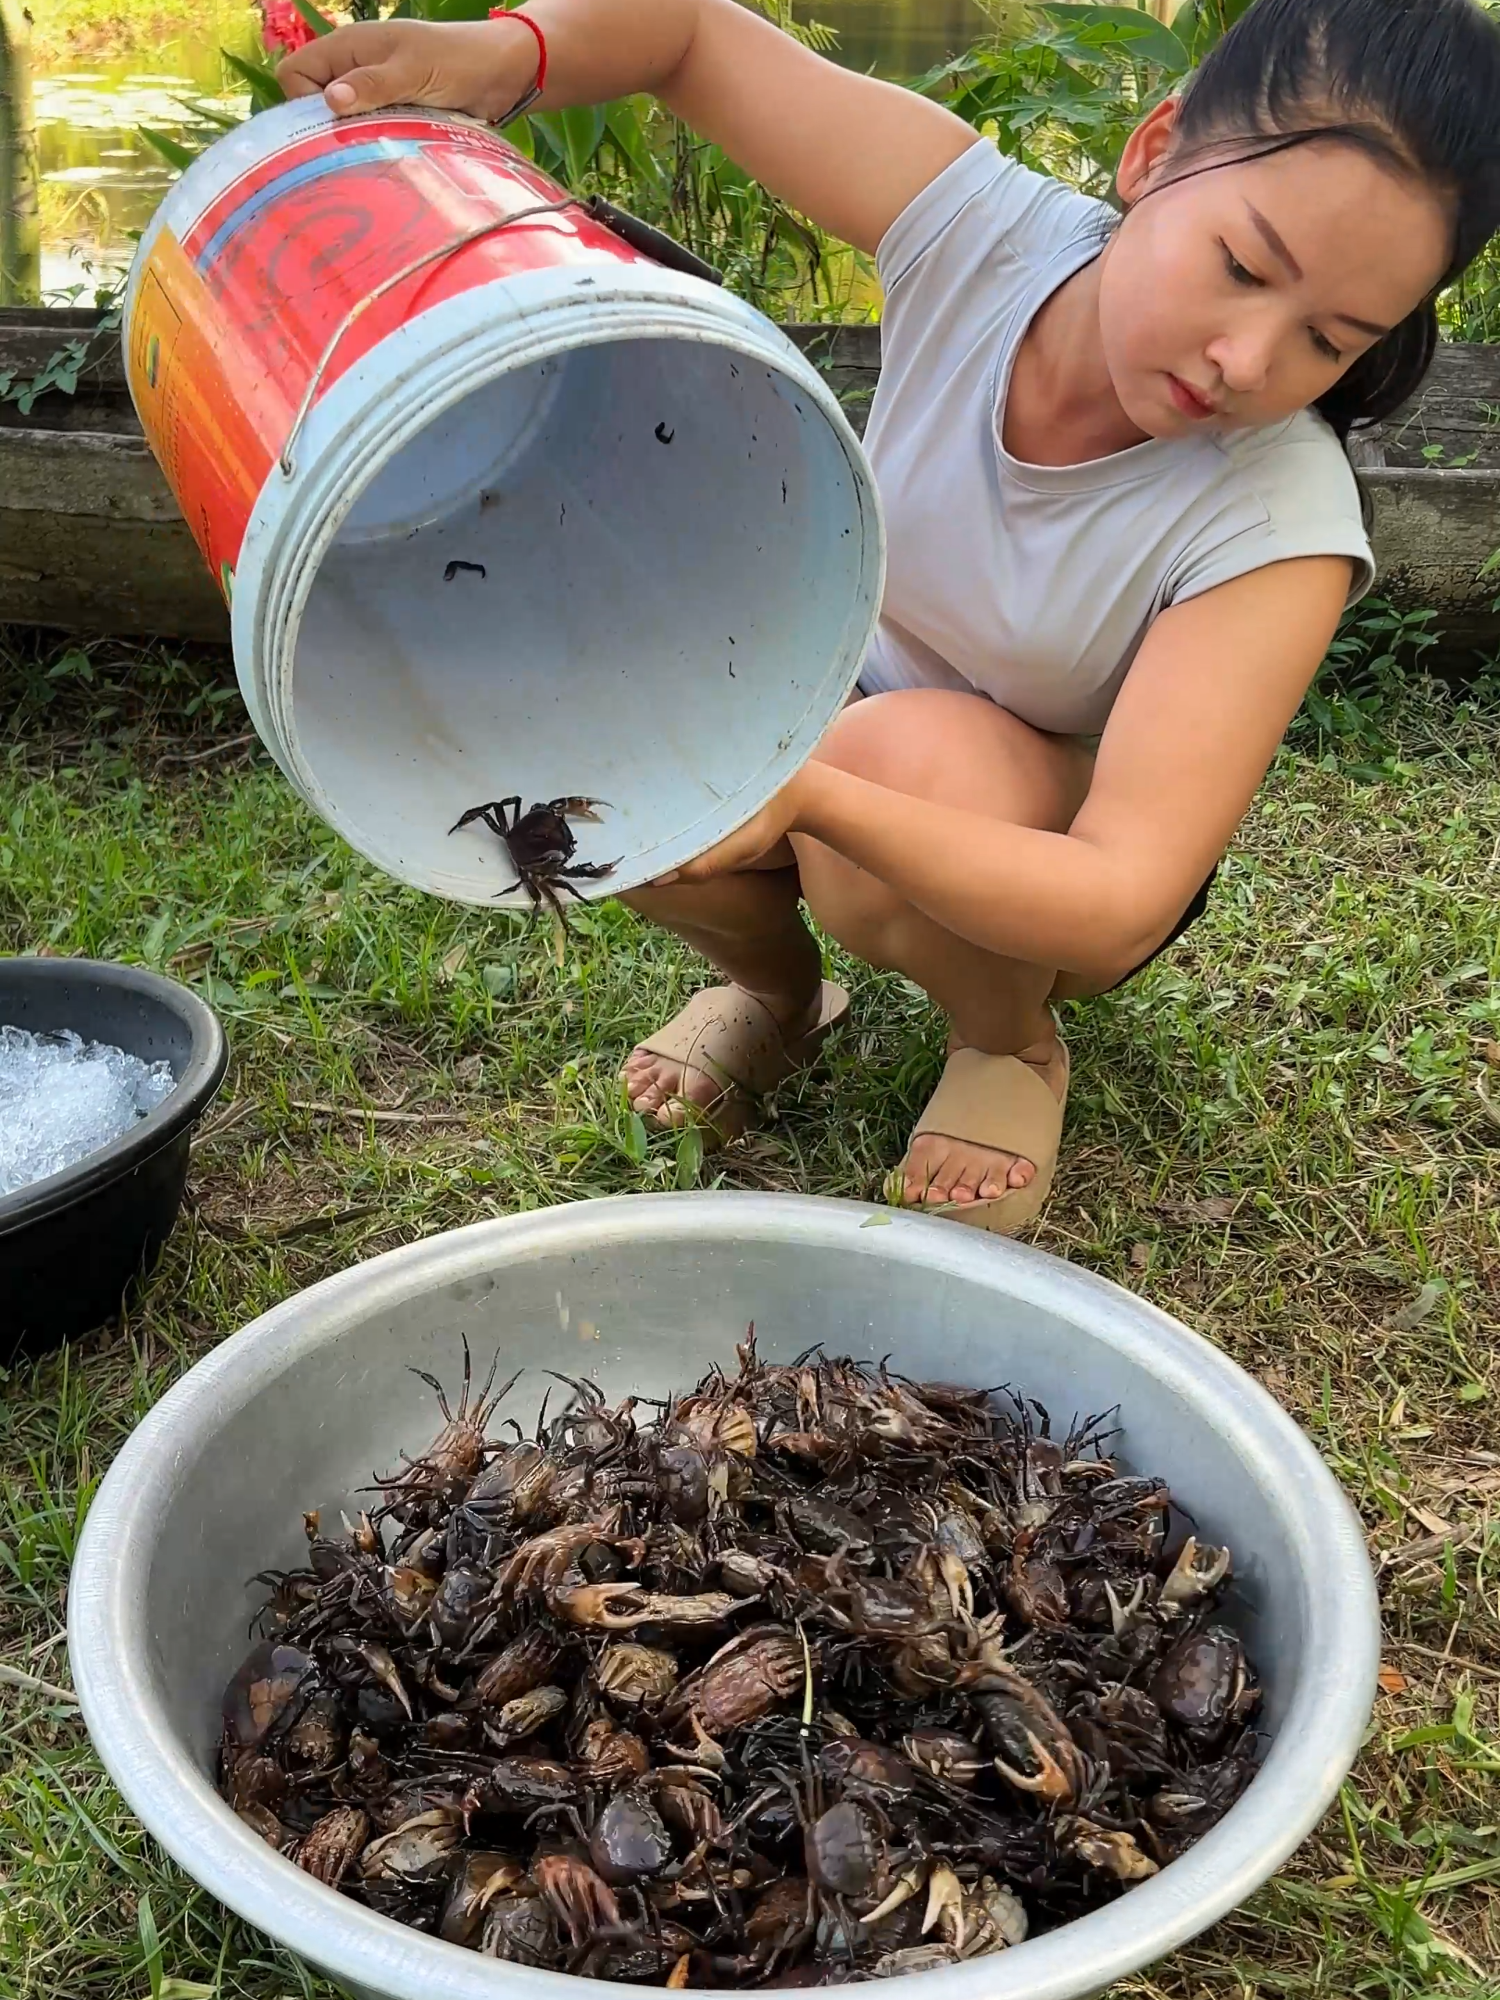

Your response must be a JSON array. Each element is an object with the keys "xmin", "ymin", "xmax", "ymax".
[
  {"xmin": 625, "ymin": 1054, "xmax": 674, "ymax": 1113},
  {"xmin": 922, "ymin": 1144, "xmax": 965, "ymax": 1204},
  {"xmin": 899, "ymin": 1144, "xmax": 1035, "ymax": 1204},
  {"xmin": 646, "ymin": 1061, "xmax": 728, "ymax": 1126},
  {"xmin": 945, "ymin": 1154, "xmax": 993, "ymax": 1202}
]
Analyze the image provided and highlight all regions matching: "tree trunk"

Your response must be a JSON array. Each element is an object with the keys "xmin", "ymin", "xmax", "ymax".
[{"xmin": 0, "ymin": 0, "xmax": 40, "ymax": 305}]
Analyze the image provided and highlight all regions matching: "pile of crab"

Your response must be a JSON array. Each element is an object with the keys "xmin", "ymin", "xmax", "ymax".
[{"xmin": 218, "ymin": 1332, "xmax": 1262, "ymax": 1985}]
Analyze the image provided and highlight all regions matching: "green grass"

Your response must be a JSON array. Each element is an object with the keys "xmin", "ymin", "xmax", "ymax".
[{"xmin": 2, "ymin": 627, "xmax": 1499, "ymax": 1998}]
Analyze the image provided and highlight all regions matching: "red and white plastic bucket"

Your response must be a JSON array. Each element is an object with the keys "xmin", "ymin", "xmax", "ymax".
[{"xmin": 124, "ymin": 98, "xmax": 883, "ymax": 904}]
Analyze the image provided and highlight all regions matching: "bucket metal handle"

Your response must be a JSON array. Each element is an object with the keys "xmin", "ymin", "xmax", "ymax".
[{"xmin": 278, "ymin": 197, "xmax": 721, "ymax": 480}]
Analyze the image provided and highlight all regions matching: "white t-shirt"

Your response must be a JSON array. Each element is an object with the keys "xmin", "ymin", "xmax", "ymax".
[{"xmin": 858, "ymin": 140, "xmax": 1376, "ymax": 736}]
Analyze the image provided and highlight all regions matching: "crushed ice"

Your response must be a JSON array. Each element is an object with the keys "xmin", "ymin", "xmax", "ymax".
[{"xmin": 0, "ymin": 1025, "xmax": 176, "ymax": 1198}]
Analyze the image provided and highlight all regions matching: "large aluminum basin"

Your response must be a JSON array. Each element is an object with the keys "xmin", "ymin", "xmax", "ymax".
[{"xmin": 69, "ymin": 1193, "xmax": 1379, "ymax": 2000}]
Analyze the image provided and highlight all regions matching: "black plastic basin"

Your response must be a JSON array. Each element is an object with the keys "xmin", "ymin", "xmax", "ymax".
[{"xmin": 0, "ymin": 957, "xmax": 228, "ymax": 1359}]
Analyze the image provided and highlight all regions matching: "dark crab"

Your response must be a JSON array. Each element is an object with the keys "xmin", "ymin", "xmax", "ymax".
[
  {"xmin": 449, "ymin": 795, "xmax": 618, "ymax": 928},
  {"xmin": 218, "ymin": 1335, "xmax": 1265, "ymax": 1985},
  {"xmin": 375, "ymin": 1337, "xmax": 519, "ymax": 1516}
]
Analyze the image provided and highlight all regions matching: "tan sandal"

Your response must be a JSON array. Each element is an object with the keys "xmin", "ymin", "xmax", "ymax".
[
  {"xmin": 886, "ymin": 1041, "xmax": 1069, "ymax": 1234},
  {"xmin": 625, "ymin": 980, "xmax": 850, "ymax": 1143}
]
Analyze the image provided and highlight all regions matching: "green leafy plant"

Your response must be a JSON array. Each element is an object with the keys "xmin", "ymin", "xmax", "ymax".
[
  {"xmin": 1442, "ymin": 235, "xmax": 1500, "ymax": 343},
  {"xmin": 913, "ymin": 0, "xmax": 1252, "ymax": 194},
  {"xmin": 290, "ymin": 0, "xmax": 337, "ymax": 35},
  {"xmin": 136, "ymin": 0, "xmax": 854, "ymax": 316},
  {"xmin": 921, "ymin": 0, "xmax": 1500, "ymax": 339},
  {"xmin": 1288, "ymin": 597, "xmax": 1442, "ymax": 773},
  {"xmin": 0, "ymin": 298, "xmax": 121, "ymax": 414}
]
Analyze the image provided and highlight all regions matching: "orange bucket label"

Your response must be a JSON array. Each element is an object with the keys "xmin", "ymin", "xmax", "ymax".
[{"xmin": 127, "ymin": 113, "xmax": 650, "ymax": 598}]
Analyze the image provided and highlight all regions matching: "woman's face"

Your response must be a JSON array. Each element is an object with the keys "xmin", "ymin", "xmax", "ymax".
[{"xmin": 1099, "ymin": 102, "xmax": 1452, "ymax": 438}]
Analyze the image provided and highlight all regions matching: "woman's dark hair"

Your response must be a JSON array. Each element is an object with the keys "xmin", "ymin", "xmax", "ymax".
[{"xmin": 1149, "ymin": 0, "xmax": 1500, "ymax": 439}]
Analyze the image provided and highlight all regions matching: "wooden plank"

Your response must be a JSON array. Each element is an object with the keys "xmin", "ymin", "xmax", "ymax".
[
  {"xmin": 5, "ymin": 304, "xmax": 1498, "ymax": 430},
  {"xmin": 0, "ymin": 427, "xmax": 178, "ymax": 521},
  {"xmin": 2, "ymin": 304, "xmax": 1495, "ymax": 451},
  {"xmin": 0, "ymin": 427, "xmax": 228, "ymax": 638},
  {"xmin": 1365, "ymin": 468, "xmax": 1500, "ymax": 655},
  {"xmin": 0, "ymin": 515, "xmax": 231, "ymax": 640},
  {"xmin": 0, "ymin": 309, "xmax": 1494, "ymax": 656},
  {"xmin": 0, "ymin": 306, "xmax": 97, "ymax": 334},
  {"xmin": 1375, "ymin": 341, "xmax": 1500, "ymax": 466},
  {"xmin": 0, "ymin": 392, "xmax": 140, "ymax": 436},
  {"xmin": 785, "ymin": 324, "xmax": 877, "ymax": 438},
  {"xmin": 781, "ymin": 325, "xmax": 1500, "ymax": 462},
  {"xmin": 784, "ymin": 323, "xmax": 880, "ymax": 437}
]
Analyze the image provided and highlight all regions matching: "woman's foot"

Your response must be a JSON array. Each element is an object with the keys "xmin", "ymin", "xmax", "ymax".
[
  {"xmin": 898, "ymin": 1030, "xmax": 1068, "ymax": 1207},
  {"xmin": 623, "ymin": 982, "xmax": 848, "ymax": 1135}
]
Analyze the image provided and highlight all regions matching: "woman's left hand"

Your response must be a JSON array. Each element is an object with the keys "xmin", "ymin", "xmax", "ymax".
[{"xmin": 652, "ymin": 768, "xmax": 814, "ymax": 885}]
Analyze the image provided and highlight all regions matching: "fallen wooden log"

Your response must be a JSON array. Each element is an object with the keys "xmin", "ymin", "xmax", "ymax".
[{"xmin": 1, "ymin": 308, "xmax": 229, "ymax": 640}]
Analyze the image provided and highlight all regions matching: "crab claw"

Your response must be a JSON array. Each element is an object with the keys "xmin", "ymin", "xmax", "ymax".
[
  {"xmin": 498, "ymin": 1517, "xmax": 621, "ymax": 1599},
  {"xmin": 993, "ymin": 1729, "xmax": 1078, "ymax": 1806},
  {"xmin": 1104, "ymin": 1576, "xmax": 1148, "ymax": 1637},
  {"xmin": 661, "ymin": 1713, "xmax": 728, "ymax": 1769},
  {"xmin": 1158, "ymin": 1536, "xmax": 1232, "ymax": 1613},
  {"xmin": 1063, "ymin": 1818, "xmax": 1160, "ymax": 1882},
  {"xmin": 965, "ymin": 1621, "xmax": 1012, "ymax": 1670},
  {"xmin": 549, "ymin": 1582, "xmax": 651, "ymax": 1629},
  {"xmin": 861, "ymin": 1862, "xmax": 926, "ymax": 1929},
  {"xmin": 921, "ymin": 1864, "xmax": 966, "ymax": 1951},
  {"xmin": 796, "ymin": 1368, "xmax": 821, "ymax": 1430},
  {"xmin": 936, "ymin": 1547, "xmax": 974, "ymax": 1622},
  {"xmin": 334, "ymin": 1637, "xmax": 415, "ymax": 1720}
]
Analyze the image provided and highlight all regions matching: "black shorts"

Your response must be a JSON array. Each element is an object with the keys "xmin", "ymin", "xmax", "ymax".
[{"xmin": 1111, "ymin": 865, "xmax": 1217, "ymax": 989}]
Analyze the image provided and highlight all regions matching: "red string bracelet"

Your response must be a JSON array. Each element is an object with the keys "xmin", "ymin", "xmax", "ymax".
[{"xmin": 487, "ymin": 8, "xmax": 548, "ymax": 123}]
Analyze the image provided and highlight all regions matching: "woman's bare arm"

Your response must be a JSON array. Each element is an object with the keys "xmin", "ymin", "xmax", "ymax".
[
  {"xmin": 278, "ymin": 0, "xmax": 978, "ymax": 254},
  {"xmin": 675, "ymin": 557, "xmax": 1354, "ymax": 986}
]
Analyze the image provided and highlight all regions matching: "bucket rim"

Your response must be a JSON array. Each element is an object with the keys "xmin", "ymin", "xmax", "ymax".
[{"xmin": 233, "ymin": 264, "xmax": 885, "ymax": 906}]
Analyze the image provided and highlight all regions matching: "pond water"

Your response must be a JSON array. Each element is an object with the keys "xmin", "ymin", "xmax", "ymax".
[
  {"xmin": 36, "ymin": 3, "xmax": 262, "ymax": 297},
  {"xmin": 34, "ymin": 0, "xmax": 990, "ymax": 299}
]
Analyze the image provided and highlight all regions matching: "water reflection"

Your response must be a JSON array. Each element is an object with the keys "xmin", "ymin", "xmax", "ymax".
[
  {"xmin": 810, "ymin": 0, "xmax": 990, "ymax": 76},
  {"xmin": 35, "ymin": 0, "xmax": 991, "ymax": 298},
  {"xmin": 37, "ymin": 9, "xmax": 258, "ymax": 297}
]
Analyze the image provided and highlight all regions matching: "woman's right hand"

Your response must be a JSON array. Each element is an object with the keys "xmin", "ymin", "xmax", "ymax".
[
  {"xmin": 277, "ymin": 19, "xmax": 538, "ymax": 124},
  {"xmin": 279, "ymin": 0, "xmax": 976, "ymax": 256}
]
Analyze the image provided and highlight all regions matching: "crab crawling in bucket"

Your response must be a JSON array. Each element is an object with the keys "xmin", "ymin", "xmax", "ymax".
[{"xmin": 449, "ymin": 796, "xmax": 618, "ymax": 928}]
